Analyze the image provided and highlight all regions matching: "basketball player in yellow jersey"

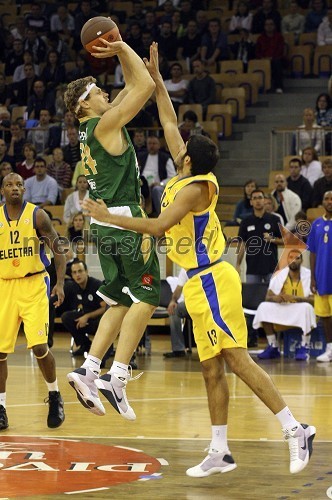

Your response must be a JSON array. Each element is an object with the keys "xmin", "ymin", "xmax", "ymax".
[
  {"xmin": 82, "ymin": 43, "xmax": 316, "ymax": 476},
  {"xmin": 0, "ymin": 173, "xmax": 66, "ymax": 431}
]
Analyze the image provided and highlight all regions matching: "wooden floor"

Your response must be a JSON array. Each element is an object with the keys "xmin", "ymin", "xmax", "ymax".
[{"xmin": 2, "ymin": 332, "xmax": 332, "ymax": 499}]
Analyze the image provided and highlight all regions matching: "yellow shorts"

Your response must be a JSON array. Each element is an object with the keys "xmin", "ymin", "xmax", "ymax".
[
  {"xmin": 314, "ymin": 294, "xmax": 332, "ymax": 317},
  {"xmin": 0, "ymin": 272, "xmax": 50, "ymax": 353},
  {"xmin": 183, "ymin": 261, "xmax": 247, "ymax": 362}
]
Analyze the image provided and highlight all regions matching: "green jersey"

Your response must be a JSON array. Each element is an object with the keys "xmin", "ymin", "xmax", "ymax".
[{"xmin": 79, "ymin": 117, "xmax": 140, "ymax": 207}]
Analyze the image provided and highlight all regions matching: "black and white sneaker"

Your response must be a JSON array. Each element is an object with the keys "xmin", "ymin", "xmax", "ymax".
[
  {"xmin": 283, "ymin": 423, "xmax": 316, "ymax": 473},
  {"xmin": 186, "ymin": 448, "xmax": 237, "ymax": 477},
  {"xmin": 67, "ymin": 367, "xmax": 105, "ymax": 416},
  {"xmin": 46, "ymin": 391, "xmax": 65, "ymax": 428},
  {"xmin": 0, "ymin": 405, "xmax": 8, "ymax": 430}
]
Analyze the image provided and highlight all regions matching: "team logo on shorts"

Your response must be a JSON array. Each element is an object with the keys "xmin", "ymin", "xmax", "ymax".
[
  {"xmin": 12, "ymin": 259, "xmax": 20, "ymax": 267},
  {"xmin": 24, "ymin": 218, "xmax": 30, "ymax": 224},
  {"xmin": 38, "ymin": 329, "xmax": 44, "ymax": 336},
  {"xmin": 142, "ymin": 274, "xmax": 153, "ymax": 285}
]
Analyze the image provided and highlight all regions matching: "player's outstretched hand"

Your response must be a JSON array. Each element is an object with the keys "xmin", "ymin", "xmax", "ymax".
[
  {"xmin": 91, "ymin": 38, "xmax": 124, "ymax": 58},
  {"xmin": 143, "ymin": 42, "xmax": 161, "ymax": 82},
  {"xmin": 82, "ymin": 198, "xmax": 110, "ymax": 223}
]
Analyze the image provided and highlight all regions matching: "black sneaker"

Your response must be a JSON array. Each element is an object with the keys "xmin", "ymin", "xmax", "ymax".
[
  {"xmin": 0, "ymin": 405, "xmax": 8, "ymax": 430},
  {"xmin": 163, "ymin": 351, "xmax": 186, "ymax": 358},
  {"xmin": 45, "ymin": 391, "xmax": 65, "ymax": 428}
]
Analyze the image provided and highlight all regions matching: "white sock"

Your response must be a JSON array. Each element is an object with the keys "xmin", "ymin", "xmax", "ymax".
[
  {"xmin": 211, "ymin": 425, "xmax": 228, "ymax": 452},
  {"xmin": 0, "ymin": 392, "xmax": 6, "ymax": 408},
  {"xmin": 109, "ymin": 361, "xmax": 129, "ymax": 385},
  {"xmin": 267, "ymin": 334, "xmax": 278, "ymax": 347},
  {"xmin": 302, "ymin": 335, "xmax": 310, "ymax": 347},
  {"xmin": 275, "ymin": 406, "xmax": 298, "ymax": 429},
  {"xmin": 327, "ymin": 342, "xmax": 332, "ymax": 351},
  {"xmin": 46, "ymin": 380, "xmax": 59, "ymax": 392},
  {"xmin": 83, "ymin": 355, "xmax": 101, "ymax": 376}
]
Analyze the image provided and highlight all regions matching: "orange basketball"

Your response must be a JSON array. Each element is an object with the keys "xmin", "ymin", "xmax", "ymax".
[{"xmin": 81, "ymin": 17, "xmax": 120, "ymax": 54}]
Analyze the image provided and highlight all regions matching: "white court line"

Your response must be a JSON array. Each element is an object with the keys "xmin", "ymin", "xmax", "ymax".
[
  {"xmin": 7, "ymin": 392, "xmax": 332, "ymax": 409},
  {"xmin": 65, "ymin": 487, "xmax": 109, "ymax": 495},
  {"xmin": 5, "ymin": 433, "xmax": 332, "ymax": 443}
]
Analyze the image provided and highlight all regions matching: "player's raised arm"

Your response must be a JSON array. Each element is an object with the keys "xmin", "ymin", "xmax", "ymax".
[{"xmin": 144, "ymin": 42, "xmax": 185, "ymax": 161}]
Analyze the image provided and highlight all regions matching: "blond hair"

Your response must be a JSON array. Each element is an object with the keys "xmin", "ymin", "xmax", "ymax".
[{"xmin": 63, "ymin": 76, "xmax": 96, "ymax": 118}]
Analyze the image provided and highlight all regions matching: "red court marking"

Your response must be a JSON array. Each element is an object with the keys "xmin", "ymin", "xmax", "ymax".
[{"xmin": 0, "ymin": 436, "xmax": 162, "ymax": 497}]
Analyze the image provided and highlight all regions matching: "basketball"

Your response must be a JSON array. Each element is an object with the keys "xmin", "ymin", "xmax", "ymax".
[{"xmin": 81, "ymin": 17, "xmax": 120, "ymax": 53}]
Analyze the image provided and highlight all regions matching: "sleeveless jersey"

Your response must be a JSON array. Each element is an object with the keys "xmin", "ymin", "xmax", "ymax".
[
  {"xmin": 0, "ymin": 201, "xmax": 50, "ymax": 279},
  {"xmin": 79, "ymin": 118, "xmax": 140, "ymax": 207},
  {"xmin": 161, "ymin": 173, "xmax": 225, "ymax": 270}
]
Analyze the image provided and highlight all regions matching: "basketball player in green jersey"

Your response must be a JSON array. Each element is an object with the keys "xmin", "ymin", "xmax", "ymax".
[
  {"xmin": 64, "ymin": 39, "xmax": 160, "ymax": 420},
  {"xmin": 82, "ymin": 43, "xmax": 316, "ymax": 477}
]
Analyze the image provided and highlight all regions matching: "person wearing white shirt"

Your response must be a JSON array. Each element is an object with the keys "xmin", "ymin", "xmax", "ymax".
[
  {"xmin": 165, "ymin": 268, "xmax": 189, "ymax": 358},
  {"xmin": 24, "ymin": 157, "xmax": 58, "ymax": 207},
  {"xmin": 300, "ymin": 146, "xmax": 323, "ymax": 186},
  {"xmin": 317, "ymin": 11, "xmax": 332, "ymax": 46},
  {"xmin": 63, "ymin": 175, "xmax": 89, "ymax": 224},
  {"xmin": 164, "ymin": 62, "xmax": 188, "ymax": 114}
]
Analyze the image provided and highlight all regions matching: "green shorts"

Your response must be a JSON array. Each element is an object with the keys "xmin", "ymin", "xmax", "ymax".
[{"xmin": 90, "ymin": 207, "xmax": 160, "ymax": 307}]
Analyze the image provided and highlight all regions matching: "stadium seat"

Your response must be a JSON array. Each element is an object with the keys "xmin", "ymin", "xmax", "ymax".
[
  {"xmin": 220, "ymin": 60, "xmax": 244, "ymax": 75},
  {"xmin": 221, "ymin": 87, "xmax": 246, "ymax": 121},
  {"xmin": 313, "ymin": 46, "xmax": 332, "ymax": 77},
  {"xmin": 248, "ymin": 59, "xmax": 272, "ymax": 93},
  {"xmin": 206, "ymin": 104, "xmax": 232, "ymax": 138},
  {"xmin": 178, "ymin": 104, "xmax": 203, "ymax": 123},
  {"xmin": 288, "ymin": 45, "xmax": 312, "ymax": 77}
]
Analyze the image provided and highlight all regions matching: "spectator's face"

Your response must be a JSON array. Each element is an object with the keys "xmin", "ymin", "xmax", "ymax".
[
  {"xmin": 183, "ymin": 118, "xmax": 195, "ymax": 130},
  {"xmin": 58, "ymin": 6, "xmax": 68, "ymax": 20},
  {"xmin": 302, "ymin": 149, "xmax": 313, "ymax": 163},
  {"xmin": 48, "ymin": 52, "xmax": 58, "ymax": 65},
  {"xmin": 161, "ymin": 23, "xmax": 172, "ymax": 36},
  {"xmin": 0, "ymin": 163, "xmax": 13, "ymax": 177},
  {"xmin": 130, "ymin": 24, "xmax": 141, "ymax": 37},
  {"xmin": 171, "ymin": 65, "xmax": 182, "ymax": 79},
  {"xmin": 10, "ymin": 125, "xmax": 21, "ymax": 137},
  {"xmin": 275, "ymin": 175, "xmax": 287, "ymax": 192},
  {"xmin": 81, "ymin": 1, "xmax": 91, "ymax": 15},
  {"xmin": 39, "ymin": 110, "xmax": 50, "ymax": 125},
  {"xmin": 31, "ymin": 4, "xmax": 41, "ymax": 16},
  {"xmin": 53, "ymin": 148, "xmax": 63, "ymax": 162},
  {"xmin": 172, "ymin": 11, "xmax": 181, "ymax": 23},
  {"xmin": 142, "ymin": 32, "xmax": 152, "ymax": 47},
  {"xmin": 192, "ymin": 60, "xmax": 204, "ymax": 75},
  {"xmin": 181, "ymin": 1, "xmax": 191, "ymax": 12},
  {"xmin": 263, "ymin": 0, "xmax": 273, "ymax": 10},
  {"xmin": 288, "ymin": 251, "xmax": 302, "ymax": 270},
  {"xmin": 134, "ymin": 131, "xmax": 145, "ymax": 147},
  {"xmin": 76, "ymin": 176, "xmax": 88, "ymax": 191},
  {"xmin": 303, "ymin": 108, "xmax": 315, "ymax": 125},
  {"xmin": 133, "ymin": 2, "xmax": 143, "ymax": 15},
  {"xmin": 73, "ymin": 214, "xmax": 85, "ymax": 230},
  {"xmin": 145, "ymin": 12, "xmax": 155, "ymax": 25},
  {"xmin": 24, "ymin": 147, "xmax": 35, "ymax": 161},
  {"xmin": 312, "ymin": 0, "xmax": 323, "ymax": 12},
  {"xmin": 13, "ymin": 39, "xmax": 23, "ymax": 53},
  {"xmin": 317, "ymin": 95, "xmax": 328, "ymax": 109},
  {"xmin": 196, "ymin": 10, "xmax": 207, "ymax": 24},
  {"xmin": 264, "ymin": 198, "xmax": 273, "ymax": 212},
  {"xmin": 163, "ymin": 1, "xmax": 173, "ymax": 13},
  {"xmin": 187, "ymin": 20, "xmax": 197, "ymax": 35},
  {"xmin": 26, "ymin": 30, "xmax": 37, "ymax": 42},
  {"xmin": 322, "ymin": 162, "xmax": 332, "ymax": 180},
  {"xmin": 71, "ymin": 262, "xmax": 88, "ymax": 286},
  {"xmin": 24, "ymin": 65, "xmax": 35, "ymax": 79},
  {"xmin": 33, "ymin": 81, "xmax": 45, "ymax": 96},
  {"xmin": 264, "ymin": 19, "xmax": 275, "ymax": 34},
  {"xmin": 23, "ymin": 52, "xmax": 33, "ymax": 64},
  {"xmin": 250, "ymin": 191, "xmax": 265, "ymax": 209},
  {"xmin": 147, "ymin": 137, "xmax": 160, "ymax": 155},
  {"xmin": 289, "ymin": 1, "xmax": 298, "ymax": 14},
  {"xmin": 67, "ymin": 128, "xmax": 78, "ymax": 144},
  {"xmin": 238, "ymin": 2, "xmax": 248, "ymax": 15},
  {"xmin": 208, "ymin": 21, "xmax": 220, "ymax": 35},
  {"xmin": 34, "ymin": 162, "xmax": 47, "ymax": 178},
  {"xmin": 64, "ymin": 111, "xmax": 75, "ymax": 125},
  {"xmin": 244, "ymin": 181, "xmax": 256, "ymax": 197},
  {"xmin": 289, "ymin": 162, "xmax": 301, "ymax": 178}
]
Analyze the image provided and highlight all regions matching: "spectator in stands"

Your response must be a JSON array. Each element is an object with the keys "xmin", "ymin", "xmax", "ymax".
[
  {"xmin": 60, "ymin": 111, "xmax": 77, "ymax": 147},
  {"xmin": 12, "ymin": 63, "xmax": 37, "ymax": 106},
  {"xmin": 164, "ymin": 63, "xmax": 188, "ymax": 114},
  {"xmin": 237, "ymin": 189, "xmax": 282, "ymax": 283},
  {"xmin": 256, "ymin": 18, "xmax": 285, "ymax": 94},
  {"xmin": 24, "ymin": 157, "xmax": 58, "ymax": 207},
  {"xmin": 231, "ymin": 28, "xmax": 256, "ymax": 72},
  {"xmin": 300, "ymin": 146, "xmax": 323, "ymax": 186},
  {"xmin": 23, "ymin": 28, "xmax": 47, "ymax": 64},
  {"xmin": 294, "ymin": 108, "xmax": 324, "ymax": 155},
  {"xmin": 4, "ymin": 39, "xmax": 24, "ymax": 77},
  {"xmin": 254, "ymin": 249, "xmax": 316, "ymax": 360},
  {"xmin": 13, "ymin": 51, "xmax": 39, "ymax": 83},
  {"xmin": 272, "ymin": 174, "xmax": 302, "ymax": 230},
  {"xmin": 60, "ymin": 260, "xmax": 106, "ymax": 357},
  {"xmin": 26, "ymin": 80, "xmax": 56, "ymax": 120},
  {"xmin": 47, "ymin": 147, "xmax": 73, "ymax": 197},
  {"xmin": 229, "ymin": 1, "xmax": 253, "ymax": 34},
  {"xmin": 264, "ymin": 193, "xmax": 285, "ymax": 224},
  {"xmin": 318, "ymin": 10, "xmax": 332, "ymax": 45},
  {"xmin": 10, "ymin": 17, "xmax": 26, "ymax": 41},
  {"xmin": 16, "ymin": 143, "xmax": 37, "ymax": 180},
  {"xmin": 25, "ymin": 1, "xmax": 50, "ymax": 36},
  {"xmin": 126, "ymin": 22, "xmax": 144, "ymax": 54},
  {"xmin": 233, "ymin": 179, "xmax": 258, "ymax": 224},
  {"xmin": 176, "ymin": 19, "xmax": 202, "ymax": 64},
  {"xmin": 171, "ymin": 10, "xmax": 185, "ymax": 38},
  {"xmin": 132, "ymin": 128, "xmax": 147, "ymax": 155},
  {"xmin": 63, "ymin": 175, "xmax": 89, "ymax": 224},
  {"xmin": 74, "ymin": 0, "xmax": 99, "ymax": 50},
  {"xmin": 187, "ymin": 59, "xmax": 216, "ymax": 118},
  {"xmin": 105, "ymin": 1, "xmax": 126, "ymax": 24},
  {"xmin": 67, "ymin": 212, "xmax": 88, "ymax": 244},
  {"xmin": 157, "ymin": 20, "xmax": 179, "ymax": 61},
  {"xmin": 200, "ymin": 18, "xmax": 229, "ymax": 66},
  {"xmin": 281, "ymin": 0, "xmax": 305, "ymax": 43},
  {"xmin": 312, "ymin": 157, "xmax": 332, "ymax": 206},
  {"xmin": 138, "ymin": 135, "xmax": 176, "ymax": 215},
  {"xmin": 164, "ymin": 268, "xmax": 189, "ymax": 358},
  {"xmin": 45, "ymin": 32, "xmax": 70, "ymax": 64},
  {"xmin": 143, "ymin": 11, "xmax": 160, "ymax": 38},
  {"xmin": 157, "ymin": 0, "xmax": 175, "ymax": 24},
  {"xmin": 0, "ymin": 74, "xmax": 13, "ymax": 108},
  {"xmin": 178, "ymin": 110, "xmax": 207, "ymax": 141},
  {"xmin": 127, "ymin": 0, "xmax": 146, "ymax": 26},
  {"xmin": 62, "ymin": 126, "xmax": 81, "ymax": 171},
  {"xmin": 0, "ymin": 139, "xmax": 12, "ymax": 167},
  {"xmin": 66, "ymin": 53, "xmax": 90, "ymax": 82},
  {"xmin": 179, "ymin": 0, "xmax": 196, "ymax": 27},
  {"xmin": 252, "ymin": 0, "xmax": 282, "ymax": 34},
  {"xmin": 287, "ymin": 157, "xmax": 313, "ymax": 210},
  {"xmin": 26, "ymin": 109, "xmax": 61, "ymax": 155},
  {"xmin": 137, "ymin": 31, "xmax": 155, "ymax": 60},
  {"xmin": 196, "ymin": 9, "xmax": 209, "ymax": 35},
  {"xmin": 41, "ymin": 51, "xmax": 66, "ymax": 92},
  {"xmin": 307, "ymin": 190, "xmax": 332, "ymax": 362},
  {"xmin": 0, "ymin": 162, "xmax": 13, "ymax": 185},
  {"xmin": 7, "ymin": 122, "xmax": 26, "ymax": 164},
  {"xmin": 50, "ymin": 5, "xmax": 75, "ymax": 44},
  {"xmin": 304, "ymin": 0, "xmax": 327, "ymax": 32},
  {"xmin": 315, "ymin": 92, "xmax": 332, "ymax": 155}
]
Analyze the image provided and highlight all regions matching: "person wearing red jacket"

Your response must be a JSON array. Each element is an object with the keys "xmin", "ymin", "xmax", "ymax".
[{"xmin": 256, "ymin": 17, "xmax": 285, "ymax": 93}]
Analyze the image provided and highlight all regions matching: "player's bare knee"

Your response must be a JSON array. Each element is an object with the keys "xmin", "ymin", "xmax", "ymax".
[
  {"xmin": 222, "ymin": 347, "xmax": 249, "ymax": 375},
  {"xmin": 201, "ymin": 357, "xmax": 223, "ymax": 381},
  {"xmin": 32, "ymin": 344, "xmax": 49, "ymax": 359}
]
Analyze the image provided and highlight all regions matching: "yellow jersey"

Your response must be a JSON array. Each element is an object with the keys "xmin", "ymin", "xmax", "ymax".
[
  {"xmin": 161, "ymin": 173, "xmax": 225, "ymax": 271},
  {"xmin": 281, "ymin": 275, "xmax": 304, "ymax": 299},
  {"xmin": 0, "ymin": 201, "xmax": 50, "ymax": 279}
]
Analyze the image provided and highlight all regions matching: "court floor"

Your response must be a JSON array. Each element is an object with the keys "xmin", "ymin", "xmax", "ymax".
[{"xmin": 1, "ymin": 332, "xmax": 332, "ymax": 499}]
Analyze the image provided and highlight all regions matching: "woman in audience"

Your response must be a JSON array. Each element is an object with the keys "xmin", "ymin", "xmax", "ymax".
[
  {"xmin": 315, "ymin": 92, "xmax": 332, "ymax": 154},
  {"xmin": 178, "ymin": 110, "xmax": 206, "ymax": 141},
  {"xmin": 300, "ymin": 146, "xmax": 323, "ymax": 186},
  {"xmin": 264, "ymin": 193, "xmax": 285, "ymax": 225},
  {"xmin": 229, "ymin": 1, "xmax": 253, "ymax": 34},
  {"xmin": 47, "ymin": 147, "xmax": 72, "ymax": 200},
  {"xmin": 63, "ymin": 174, "xmax": 89, "ymax": 224},
  {"xmin": 67, "ymin": 212, "xmax": 86, "ymax": 242},
  {"xmin": 15, "ymin": 143, "xmax": 37, "ymax": 179},
  {"xmin": 41, "ymin": 50, "xmax": 66, "ymax": 91},
  {"xmin": 294, "ymin": 107, "xmax": 324, "ymax": 155},
  {"xmin": 233, "ymin": 179, "xmax": 258, "ymax": 224}
]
